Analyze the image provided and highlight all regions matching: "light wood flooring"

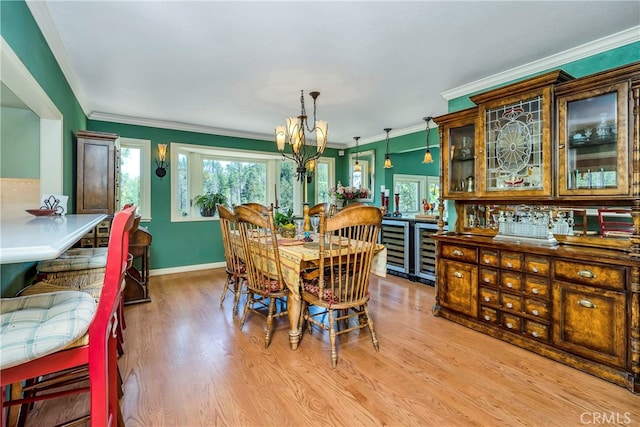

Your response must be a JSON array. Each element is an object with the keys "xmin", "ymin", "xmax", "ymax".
[{"xmin": 22, "ymin": 268, "xmax": 640, "ymax": 426}]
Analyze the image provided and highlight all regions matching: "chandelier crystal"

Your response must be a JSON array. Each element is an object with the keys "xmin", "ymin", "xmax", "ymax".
[{"xmin": 275, "ymin": 90, "xmax": 328, "ymax": 181}]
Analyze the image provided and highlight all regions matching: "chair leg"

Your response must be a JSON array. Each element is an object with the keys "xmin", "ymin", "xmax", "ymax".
[
  {"xmin": 363, "ymin": 304, "xmax": 379, "ymax": 351},
  {"xmin": 265, "ymin": 298, "xmax": 277, "ymax": 348},
  {"xmin": 239, "ymin": 293, "xmax": 252, "ymax": 328},
  {"xmin": 6, "ymin": 381, "xmax": 23, "ymax": 427},
  {"xmin": 220, "ymin": 273, "xmax": 232, "ymax": 307},
  {"xmin": 232, "ymin": 277, "xmax": 243, "ymax": 317},
  {"xmin": 328, "ymin": 309, "xmax": 338, "ymax": 368}
]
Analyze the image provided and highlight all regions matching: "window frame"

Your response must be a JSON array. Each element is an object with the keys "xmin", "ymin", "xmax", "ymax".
[
  {"xmin": 170, "ymin": 142, "xmax": 333, "ymax": 222},
  {"xmin": 314, "ymin": 157, "xmax": 335, "ymax": 204},
  {"xmin": 118, "ymin": 137, "xmax": 151, "ymax": 221},
  {"xmin": 393, "ymin": 174, "xmax": 430, "ymax": 215}
]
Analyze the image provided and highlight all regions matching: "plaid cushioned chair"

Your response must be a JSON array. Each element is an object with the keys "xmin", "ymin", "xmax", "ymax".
[
  {"xmin": 1, "ymin": 205, "xmax": 136, "ymax": 427},
  {"xmin": 300, "ymin": 205, "xmax": 382, "ymax": 368},
  {"xmin": 235, "ymin": 205, "xmax": 288, "ymax": 348},
  {"xmin": 217, "ymin": 204, "xmax": 246, "ymax": 316}
]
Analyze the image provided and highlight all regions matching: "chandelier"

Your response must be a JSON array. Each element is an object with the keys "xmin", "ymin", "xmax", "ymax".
[
  {"xmin": 422, "ymin": 116, "xmax": 434, "ymax": 164},
  {"xmin": 275, "ymin": 90, "xmax": 328, "ymax": 181}
]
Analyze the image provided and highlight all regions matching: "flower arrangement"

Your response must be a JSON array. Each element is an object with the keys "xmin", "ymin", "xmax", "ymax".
[{"xmin": 329, "ymin": 181, "xmax": 369, "ymax": 201}]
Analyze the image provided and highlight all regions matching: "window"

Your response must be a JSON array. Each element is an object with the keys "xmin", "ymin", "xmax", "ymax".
[
  {"xmin": 393, "ymin": 174, "xmax": 439, "ymax": 215},
  {"xmin": 171, "ymin": 143, "xmax": 334, "ymax": 221},
  {"xmin": 315, "ymin": 157, "xmax": 335, "ymax": 204},
  {"xmin": 119, "ymin": 138, "xmax": 151, "ymax": 220}
]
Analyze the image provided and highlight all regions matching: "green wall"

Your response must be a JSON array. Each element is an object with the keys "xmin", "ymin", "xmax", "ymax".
[
  {"xmin": 88, "ymin": 119, "xmax": 342, "ymax": 270},
  {"xmin": 2, "ymin": 0, "xmax": 639, "ymax": 281},
  {"xmin": 1, "ymin": 0, "xmax": 88, "ymax": 297},
  {"xmin": 1, "ymin": 107, "xmax": 39, "ymax": 178}
]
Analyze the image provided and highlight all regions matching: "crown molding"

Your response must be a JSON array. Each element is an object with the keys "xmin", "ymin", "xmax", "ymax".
[
  {"xmin": 441, "ymin": 26, "xmax": 640, "ymax": 101},
  {"xmin": 26, "ymin": 0, "xmax": 90, "ymax": 115},
  {"xmin": 89, "ymin": 112, "xmax": 349, "ymax": 149}
]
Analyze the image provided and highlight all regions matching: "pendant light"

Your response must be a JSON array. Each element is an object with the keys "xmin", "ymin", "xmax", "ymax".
[
  {"xmin": 353, "ymin": 136, "xmax": 361, "ymax": 172},
  {"xmin": 422, "ymin": 116, "xmax": 434, "ymax": 164},
  {"xmin": 383, "ymin": 128, "xmax": 393, "ymax": 168}
]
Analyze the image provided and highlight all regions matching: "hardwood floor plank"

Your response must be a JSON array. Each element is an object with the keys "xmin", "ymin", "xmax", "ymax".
[{"xmin": 20, "ymin": 268, "xmax": 640, "ymax": 426}]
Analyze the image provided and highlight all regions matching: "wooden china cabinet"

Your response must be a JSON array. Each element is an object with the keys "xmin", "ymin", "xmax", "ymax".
[
  {"xmin": 75, "ymin": 131, "xmax": 120, "ymax": 248},
  {"xmin": 432, "ymin": 62, "xmax": 640, "ymax": 393}
]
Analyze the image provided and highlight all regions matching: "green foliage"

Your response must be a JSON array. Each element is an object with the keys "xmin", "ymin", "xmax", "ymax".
[
  {"xmin": 274, "ymin": 208, "xmax": 294, "ymax": 227},
  {"xmin": 193, "ymin": 192, "xmax": 227, "ymax": 209}
]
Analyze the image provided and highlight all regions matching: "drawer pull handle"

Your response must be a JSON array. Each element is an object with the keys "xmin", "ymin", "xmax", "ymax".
[
  {"xmin": 484, "ymin": 296, "xmax": 491, "ymax": 302},
  {"xmin": 506, "ymin": 282, "xmax": 513, "ymax": 288},
  {"xmin": 484, "ymin": 315, "xmax": 491, "ymax": 321},
  {"xmin": 532, "ymin": 288, "xmax": 539, "ymax": 295},
  {"xmin": 453, "ymin": 249, "xmax": 464, "ymax": 257},
  {"xmin": 532, "ymin": 267, "xmax": 539, "ymax": 273},
  {"xmin": 506, "ymin": 302, "xmax": 513, "ymax": 309},
  {"xmin": 578, "ymin": 270, "xmax": 595, "ymax": 279},
  {"xmin": 484, "ymin": 277, "xmax": 490, "ymax": 283},
  {"xmin": 506, "ymin": 322, "xmax": 513, "ymax": 329},
  {"xmin": 507, "ymin": 262, "xmax": 513, "ymax": 268},
  {"xmin": 454, "ymin": 271, "xmax": 463, "ymax": 278},
  {"xmin": 532, "ymin": 309, "xmax": 539, "ymax": 316},
  {"xmin": 483, "ymin": 258, "xmax": 491, "ymax": 264},
  {"xmin": 578, "ymin": 299, "xmax": 596, "ymax": 309},
  {"xmin": 532, "ymin": 331, "xmax": 539, "ymax": 338}
]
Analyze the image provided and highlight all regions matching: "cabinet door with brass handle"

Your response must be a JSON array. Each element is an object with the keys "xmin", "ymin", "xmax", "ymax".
[
  {"xmin": 552, "ymin": 281, "xmax": 626, "ymax": 368},
  {"xmin": 438, "ymin": 259, "xmax": 478, "ymax": 317}
]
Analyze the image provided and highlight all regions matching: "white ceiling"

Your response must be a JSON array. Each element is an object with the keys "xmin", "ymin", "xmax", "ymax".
[{"xmin": 27, "ymin": 1, "xmax": 640, "ymax": 148}]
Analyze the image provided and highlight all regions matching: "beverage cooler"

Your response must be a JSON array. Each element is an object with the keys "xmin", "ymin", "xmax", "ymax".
[{"xmin": 379, "ymin": 218, "xmax": 444, "ymax": 285}]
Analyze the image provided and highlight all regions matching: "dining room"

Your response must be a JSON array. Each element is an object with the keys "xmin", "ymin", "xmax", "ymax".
[{"xmin": 3, "ymin": 1, "xmax": 640, "ymax": 425}]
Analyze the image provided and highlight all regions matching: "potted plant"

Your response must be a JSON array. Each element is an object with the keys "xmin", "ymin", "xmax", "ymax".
[
  {"xmin": 193, "ymin": 192, "xmax": 227, "ymax": 217},
  {"xmin": 274, "ymin": 208, "xmax": 296, "ymax": 238}
]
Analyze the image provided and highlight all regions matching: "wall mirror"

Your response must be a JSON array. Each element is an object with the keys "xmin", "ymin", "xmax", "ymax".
[{"xmin": 349, "ymin": 149, "xmax": 374, "ymax": 202}]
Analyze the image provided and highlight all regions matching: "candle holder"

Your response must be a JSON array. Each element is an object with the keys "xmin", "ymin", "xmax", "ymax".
[{"xmin": 393, "ymin": 193, "xmax": 402, "ymax": 217}]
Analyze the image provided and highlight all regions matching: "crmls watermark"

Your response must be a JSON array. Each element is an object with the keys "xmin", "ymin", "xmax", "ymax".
[{"xmin": 580, "ymin": 412, "xmax": 632, "ymax": 424}]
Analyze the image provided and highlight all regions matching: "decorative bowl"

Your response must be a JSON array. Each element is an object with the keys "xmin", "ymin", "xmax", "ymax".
[{"xmin": 26, "ymin": 209, "xmax": 57, "ymax": 217}]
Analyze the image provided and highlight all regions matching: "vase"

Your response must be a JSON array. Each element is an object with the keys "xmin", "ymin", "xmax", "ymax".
[{"xmin": 335, "ymin": 199, "xmax": 344, "ymax": 208}]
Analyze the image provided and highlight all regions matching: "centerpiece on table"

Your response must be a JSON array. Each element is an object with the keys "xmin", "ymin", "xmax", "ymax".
[
  {"xmin": 274, "ymin": 208, "xmax": 296, "ymax": 238},
  {"xmin": 329, "ymin": 182, "xmax": 370, "ymax": 208}
]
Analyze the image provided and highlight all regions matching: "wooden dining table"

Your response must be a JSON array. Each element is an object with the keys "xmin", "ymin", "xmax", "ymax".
[{"xmin": 233, "ymin": 233, "xmax": 387, "ymax": 349}]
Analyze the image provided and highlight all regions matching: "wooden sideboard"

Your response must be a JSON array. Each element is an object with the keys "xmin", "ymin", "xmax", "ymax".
[
  {"xmin": 432, "ymin": 62, "xmax": 640, "ymax": 393},
  {"xmin": 433, "ymin": 234, "xmax": 638, "ymax": 392}
]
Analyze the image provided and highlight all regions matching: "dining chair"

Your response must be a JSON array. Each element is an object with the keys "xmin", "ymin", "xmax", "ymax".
[
  {"xmin": 1, "ymin": 205, "xmax": 136, "ymax": 427},
  {"xmin": 308, "ymin": 203, "xmax": 329, "ymax": 217},
  {"xmin": 240, "ymin": 202, "xmax": 272, "ymax": 215},
  {"xmin": 300, "ymin": 205, "xmax": 383, "ymax": 368},
  {"xmin": 340, "ymin": 201, "xmax": 368, "ymax": 211},
  {"xmin": 597, "ymin": 207, "xmax": 633, "ymax": 237},
  {"xmin": 217, "ymin": 204, "xmax": 246, "ymax": 316},
  {"xmin": 235, "ymin": 205, "xmax": 289, "ymax": 348}
]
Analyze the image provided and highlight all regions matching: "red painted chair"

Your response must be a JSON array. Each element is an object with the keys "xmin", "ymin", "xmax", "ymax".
[
  {"xmin": 1, "ymin": 205, "xmax": 136, "ymax": 427},
  {"xmin": 597, "ymin": 207, "xmax": 633, "ymax": 237}
]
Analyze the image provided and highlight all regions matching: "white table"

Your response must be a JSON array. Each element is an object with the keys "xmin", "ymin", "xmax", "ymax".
[{"xmin": 0, "ymin": 214, "xmax": 107, "ymax": 264}]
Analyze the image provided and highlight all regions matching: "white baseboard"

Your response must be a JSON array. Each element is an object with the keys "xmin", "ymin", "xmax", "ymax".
[{"xmin": 149, "ymin": 262, "xmax": 225, "ymax": 277}]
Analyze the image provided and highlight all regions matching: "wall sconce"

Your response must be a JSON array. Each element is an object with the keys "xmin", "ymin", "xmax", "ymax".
[
  {"xmin": 155, "ymin": 143, "xmax": 169, "ymax": 179},
  {"xmin": 353, "ymin": 136, "xmax": 362, "ymax": 172},
  {"xmin": 383, "ymin": 128, "xmax": 393, "ymax": 168},
  {"xmin": 422, "ymin": 116, "xmax": 434, "ymax": 164}
]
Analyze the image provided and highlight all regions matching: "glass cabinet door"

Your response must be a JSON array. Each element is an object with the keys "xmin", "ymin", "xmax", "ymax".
[
  {"xmin": 435, "ymin": 108, "xmax": 478, "ymax": 199},
  {"xmin": 558, "ymin": 82, "xmax": 629, "ymax": 196},
  {"xmin": 448, "ymin": 124, "xmax": 476, "ymax": 195},
  {"xmin": 482, "ymin": 93, "xmax": 552, "ymax": 197}
]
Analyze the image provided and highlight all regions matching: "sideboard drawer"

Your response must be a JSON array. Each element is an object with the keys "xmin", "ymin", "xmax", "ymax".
[
  {"xmin": 554, "ymin": 259, "xmax": 625, "ymax": 290},
  {"xmin": 441, "ymin": 244, "xmax": 477, "ymax": 263}
]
